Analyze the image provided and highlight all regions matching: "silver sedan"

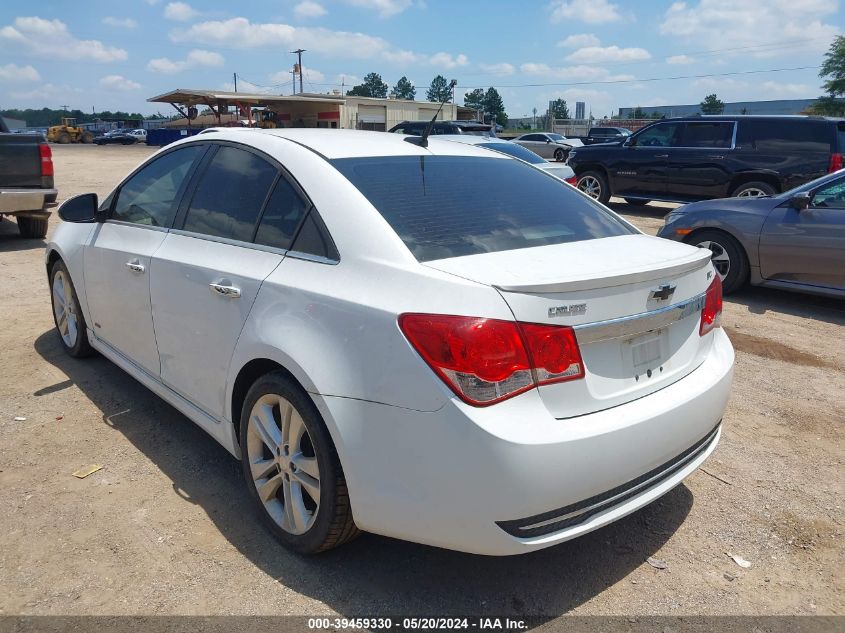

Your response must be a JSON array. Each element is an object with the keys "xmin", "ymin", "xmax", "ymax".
[{"xmin": 511, "ymin": 132, "xmax": 583, "ymax": 161}]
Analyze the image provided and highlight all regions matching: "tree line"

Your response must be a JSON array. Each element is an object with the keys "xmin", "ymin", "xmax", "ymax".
[{"xmin": 0, "ymin": 107, "xmax": 164, "ymax": 127}]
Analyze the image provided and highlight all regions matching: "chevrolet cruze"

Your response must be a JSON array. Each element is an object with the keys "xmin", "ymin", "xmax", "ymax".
[{"xmin": 46, "ymin": 129, "xmax": 734, "ymax": 555}]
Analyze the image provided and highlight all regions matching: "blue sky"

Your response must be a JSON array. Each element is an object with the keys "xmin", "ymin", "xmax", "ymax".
[{"xmin": 0, "ymin": 0, "xmax": 842, "ymax": 118}]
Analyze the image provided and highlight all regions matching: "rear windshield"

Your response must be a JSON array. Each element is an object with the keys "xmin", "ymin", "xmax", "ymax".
[
  {"xmin": 331, "ymin": 156, "xmax": 633, "ymax": 262},
  {"xmin": 478, "ymin": 141, "xmax": 545, "ymax": 164}
]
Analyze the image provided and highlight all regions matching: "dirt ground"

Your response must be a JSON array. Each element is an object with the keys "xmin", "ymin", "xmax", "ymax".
[{"xmin": 0, "ymin": 144, "xmax": 842, "ymax": 619}]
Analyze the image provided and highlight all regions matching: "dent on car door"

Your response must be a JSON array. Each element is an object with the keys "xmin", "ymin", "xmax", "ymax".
[
  {"xmin": 83, "ymin": 144, "xmax": 206, "ymax": 376},
  {"xmin": 759, "ymin": 177, "xmax": 845, "ymax": 289},
  {"xmin": 150, "ymin": 144, "xmax": 300, "ymax": 419}
]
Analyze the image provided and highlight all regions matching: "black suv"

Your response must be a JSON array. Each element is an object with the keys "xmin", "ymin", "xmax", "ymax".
[
  {"xmin": 567, "ymin": 116, "xmax": 845, "ymax": 204},
  {"xmin": 388, "ymin": 120, "xmax": 494, "ymax": 136}
]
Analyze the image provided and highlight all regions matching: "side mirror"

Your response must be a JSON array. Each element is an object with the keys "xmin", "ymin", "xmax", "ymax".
[
  {"xmin": 789, "ymin": 192, "xmax": 811, "ymax": 210},
  {"xmin": 58, "ymin": 193, "xmax": 99, "ymax": 223},
  {"xmin": 545, "ymin": 139, "xmax": 551, "ymax": 143}
]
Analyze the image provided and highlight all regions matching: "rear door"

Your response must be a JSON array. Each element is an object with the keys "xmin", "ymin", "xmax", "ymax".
[
  {"xmin": 666, "ymin": 121, "xmax": 736, "ymax": 200},
  {"xmin": 759, "ymin": 175, "xmax": 845, "ymax": 290},
  {"xmin": 84, "ymin": 144, "xmax": 206, "ymax": 376},
  {"xmin": 150, "ymin": 144, "xmax": 295, "ymax": 418},
  {"xmin": 612, "ymin": 121, "xmax": 682, "ymax": 197}
]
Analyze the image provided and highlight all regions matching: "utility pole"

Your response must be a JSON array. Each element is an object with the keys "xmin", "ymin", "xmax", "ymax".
[
  {"xmin": 291, "ymin": 49, "xmax": 306, "ymax": 94},
  {"xmin": 233, "ymin": 72, "xmax": 238, "ymax": 93},
  {"xmin": 291, "ymin": 70, "xmax": 297, "ymax": 95}
]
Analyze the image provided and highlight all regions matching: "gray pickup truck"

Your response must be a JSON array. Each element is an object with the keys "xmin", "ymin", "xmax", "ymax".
[{"xmin": 0, "ymin": 117, "xmax": 58, "ymax": 238}]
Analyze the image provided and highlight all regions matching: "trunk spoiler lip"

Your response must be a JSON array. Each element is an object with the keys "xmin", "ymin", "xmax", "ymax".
[{"xmin": 492, "ymin": 249, "xmax": 711, "ymax": 294}]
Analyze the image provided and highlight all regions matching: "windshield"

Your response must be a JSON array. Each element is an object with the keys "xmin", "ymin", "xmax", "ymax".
[
  {"xmin": 479, "ymin": 142, "xmax": 545, "ymax": 164},
  {"xmin": 331, "ymin": 156, "xmax": 633, "ymax": 262}
]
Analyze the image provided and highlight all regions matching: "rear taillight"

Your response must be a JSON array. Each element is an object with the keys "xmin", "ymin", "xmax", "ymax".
[
  {"xmin": 39, "ymin": 143, "xmax": 53, "ymax": 177},
  {"xmin": 565, "ymin": 176, "xmax": 577, "ymax": 185},
  {"xmin": 829, "ymin": 153, "xmax": 843, "ymax": 173},
  {"xmin": 699, "ymin": 275, "xmax": 723, "ymax": 336},
  {"xmin": 399, "ymin": 314, "xmax": 584, "ymax": 406}
]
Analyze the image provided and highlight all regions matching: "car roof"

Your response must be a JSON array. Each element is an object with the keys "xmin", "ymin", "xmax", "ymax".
[
  {"xmin": 191, "ymin": 128, "xmax": 512, "ymax": 160},
  {"xmin": 433, "ymin": 134, "xmax": 505, "ymax": 145}
]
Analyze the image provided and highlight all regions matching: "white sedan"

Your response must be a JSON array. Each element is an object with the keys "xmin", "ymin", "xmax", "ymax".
[{"xmin": 46, "ymin": 129, "xmax": 733, "ymax": 555}]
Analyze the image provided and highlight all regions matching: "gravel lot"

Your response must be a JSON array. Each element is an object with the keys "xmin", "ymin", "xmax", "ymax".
[{"xmin": 1, "ymin": 144, "xmax": 842, "ymax": 618}]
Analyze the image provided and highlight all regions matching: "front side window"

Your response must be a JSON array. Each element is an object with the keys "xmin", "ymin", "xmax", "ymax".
[
  {"xmin": 679, "ymin": 122, "xmax": 734, "ymax": 148},
  {"xmin": 633, "ymin": 122, "xmax": 682, "ymax": 148},
  {"xmin": 812, "ymin": 178, "xmax": 845, "ymax": 209},
  {"xmin": 331, "ymin": 156, "xmax": 633, "ymax": 262},
  {"xmin": 182, "ymin": 146, "xmax": 277, "ymax": 242},
  {"xmin": 112, "ymin": 145, "xmax": 203, "ymax": 227}
]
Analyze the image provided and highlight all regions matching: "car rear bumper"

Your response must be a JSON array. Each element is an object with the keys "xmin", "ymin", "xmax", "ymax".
[
  {"xmin": 0, "ymin": 188, "xmax": 57, "ymax": 215},
  {"xmin": 316, "ymin": 328, "xmax": 734, "ymax": 555}
]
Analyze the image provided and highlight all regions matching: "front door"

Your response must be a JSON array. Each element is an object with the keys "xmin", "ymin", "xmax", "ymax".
[
  {"xmin": 84, "ymin": 144, "xmax": 206, "ymax": 376},
  {"xmin": 150, "ymin": 144, "xmax": 285, "ymax": 418},
  {"xmin": 516, "ymin": 134, "xmax": 553, "ymax": 158},
  {"xmin": 759, "ymin": 176, "xmax": 845, "ymax": 290},
  {"xmin": 612, "ymin": 122, "xmax": 683, "ymax": 197}
]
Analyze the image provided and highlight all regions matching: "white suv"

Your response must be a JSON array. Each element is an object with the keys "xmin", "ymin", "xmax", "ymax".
[{"xmin": 46, "ymin": 129, "xmax": 733, "ymax": 555}]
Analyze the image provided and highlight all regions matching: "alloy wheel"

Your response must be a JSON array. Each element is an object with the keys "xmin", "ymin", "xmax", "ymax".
[
  {"xmin": 578, "ymin": 176, "xmax": 601, "ymax": 200},
  {"xmin": 246, "ymin": 394, "xmax": 320, "ymax": 535},
  {"xmin": 52, "ymin": 270, "xmax": 78, "ymax": 348},
  {"xmin": 736, "ymin": 187, "xmax": 768, "ymax": 198},
  {"xmin": 697, "ymin": 240, "xmax": 731, "ymax": 280}
]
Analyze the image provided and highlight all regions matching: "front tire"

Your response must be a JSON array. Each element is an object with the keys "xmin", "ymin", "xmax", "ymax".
[
  {"xmin": 240, "ymin": 372, "xmax": 359, "ymax": 554},
  {"xmin": 553, "ymin": 148, "xmax": 565, "ymax": 162},
  {"xmin": 685, "ymin": 230, "xmax": 749, "ymax": 294},
  {"xmin": 49, "ymin": 260, "xmax": 94, "ymax": 357},
  {"xmin": 577, "ymin": 170, "xmax": 610, "ymax": 204},
  {"xmin": 17, "ymin": 216, "xmax": 48, "ymax": 238}
]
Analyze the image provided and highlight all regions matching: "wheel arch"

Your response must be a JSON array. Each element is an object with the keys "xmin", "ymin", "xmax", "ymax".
[
  {"xmin": 727, "ymin": 172, "xmax": 782, "ymax": 196},
  {"xmin": 682, "ymin": 226, "xmax": 753, "ymax": 284}
]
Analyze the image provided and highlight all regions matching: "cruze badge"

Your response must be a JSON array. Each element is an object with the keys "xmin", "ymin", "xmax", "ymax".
[
  {"xmin": 649, "ymin": 284, "xmax": 676, "ymax": 302},
  {"xmin": 548, "ymin": 303, "xmax": 587, "ymax": 318}
]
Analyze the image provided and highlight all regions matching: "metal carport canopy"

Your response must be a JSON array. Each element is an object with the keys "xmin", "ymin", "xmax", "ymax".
[{"xmin": 148, "ymin": 89, "xmax": 345, "ymax": 108}]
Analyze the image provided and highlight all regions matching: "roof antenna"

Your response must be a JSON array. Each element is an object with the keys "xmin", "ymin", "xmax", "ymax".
[{"xmin": 412, "ymin": 79, "xmax": 457, "ymax": 149}]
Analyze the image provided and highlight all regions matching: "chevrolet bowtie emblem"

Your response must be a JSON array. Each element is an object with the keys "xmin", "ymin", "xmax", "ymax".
[{"xmin": 649, "ymin": 284, "xmax": 676, "ymax": 302}]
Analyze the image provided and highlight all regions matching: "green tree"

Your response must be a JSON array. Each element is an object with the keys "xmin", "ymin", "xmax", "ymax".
[
  {"xmin": 391, "ymin": 76, "xmax": 416, "ymax": 100},
  {"xmin": 426, "ymin": 75, "xmax": 452, "ymax": 102},
  {"xmin": 700, "ymin": 93, "xmax": 725, "ymax": 114},
  {"xmin": 347, "ymin": 72, "xmax": 388, "ymax": 98},
  {"xmin": 630, "ymin": 106, "xmax": 647, "ymax": 118},
  {"xmin": 811, "ymin": 36, "xmax": 845, "ymax": 116},
  {"xmin": 811, "ymin": 95, "xmax": 845, "ymax": 116},
  {"xmin": 649, "ymin": 111, "xmax": 663, "ymax": 119},
  {"xmin": 463, "ymin": 88, "xmax": 485, "ymax": 111},
  {"xmin": 550, "ymin": 98, "xmax": 570, "ymax": 119},
  {"xmin": 482, "ymin": 87, "xmax": 507, "ymax": 127}
]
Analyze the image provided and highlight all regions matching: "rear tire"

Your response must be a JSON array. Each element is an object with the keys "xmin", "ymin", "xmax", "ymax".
[
  {"xmin": 553, "ymin": 148, "xmax": 565, "ymax": 162},
  {"xmin": 17, "ymin": 216, "xmax": 48, "ymax": 239},
  {"xmin": 731, "ymin": 181, "xmax": 776, "ymax": 198},
  {"xmin": 685, "ymin": 230, "xmax": 749, "ymax": 294},
  {"xmin": 577, "ymin": 170, "xmax": 610, "ymax": 204},
  {"xmin": 240, "ymin": 371, "xmax": 359, "ymax": 554},
  {"xmin": 81, "ymin": 133, "xmax": 94, "ymax": 144},
  {"xmin": 49, "ymin": 260, "xmax": 94, "ymax": 357},
  {"xmin": 624, "ymin": 198, "xmax": 650, "ymax": 206},
  {"xmin": 58, "ymin": 132, "xmax": 70, "ymax": 144}
]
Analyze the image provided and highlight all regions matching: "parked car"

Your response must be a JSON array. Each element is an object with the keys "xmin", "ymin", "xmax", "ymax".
[
  {"xmin": 582, "ymin": 126, "xmax": 632, "ymax": 145},
  {"xmin": 568, "ymin": 115, "xmax": 845, "ymax": 205},
  {"xmin": 388, "ymin": 120, "xmax": 494, "ymax": 136},
  {"xmin": 128, "ymin": 128, "xmax": 147, "ymax": 142},
  {"xmin": 438, "ymin": 134, "xmax": 576, "ymax": 182},
  {"xmin": 658, "ymin": 169, "xmax": 845, "ymax": 297},
  {"xmin": 0, "ymin": 115, "xmax": 57, "ymax": 238},
  {"xmin": 93, "ymin": 131, "xmax": 139, "ymax": 145},
  {"xmin": 47, "ymin": 129, "xmax": 733, "ymax": 556},
  {"xmin": 511, "ymin": 132, "xmax": 583, "ymax": 161}
]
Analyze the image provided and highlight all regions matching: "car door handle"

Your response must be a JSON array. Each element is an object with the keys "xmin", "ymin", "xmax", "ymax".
[
  {"xmin": 125, "ymin": 261, "xmax": 145, "ymax": 274},
  {"xmin": 655, "ymin": 154, "xmax": 669, "ymax": 158},
  {"xmin": 209, "ymin": 283, "xmax": 241, "ymax": 299},
  {"xmin": 711, "ymin": 155, "xmax": 725, "ymax": 159}
]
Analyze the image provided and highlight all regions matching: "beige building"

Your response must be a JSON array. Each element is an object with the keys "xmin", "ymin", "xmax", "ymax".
[{"xmin": 149, "ymin": 89, "xmax": 476, "ymax": 131}]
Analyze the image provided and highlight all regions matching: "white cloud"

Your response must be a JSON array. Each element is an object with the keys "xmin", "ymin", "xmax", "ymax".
[
  {"xmin": 382, "ymin": 49, "xmax": 422, "ymax": 64},
  {"xmin": 164, "ymin": 2, "xmax": 199, "ymax": 22},
  {"xmin": 0, "ymin": 62, "xmax": 40, "ymax": 82},
  {"xmin": 520, "ymin": 62, "xmax": 633, "ymax": 83},
  {"xmin": 760, "ymin": 81, "xmax": 814, "ymax": 97},
  {"xmin": 0, "ymin": 16, "xmax": 127, "ymax": 62},
  {"xmin": 147, "ymin": 48, "xmax": 224, "ymax": 73},
  {"xmin": 660, "ymin": 0, "xmax": 840, "ymax": 56},
  {"xmin": 550, "ymin": 0, "xmax": 621, "ymax": 24},
  {"xmin": 344, "ymin": 0, "xmax": 413, "ymax": 18},
  {"xmin": 566, "ymin": 45, "xmax": 650, "ymax": 63},
  {"xmin": 294, "ymin": 1, "xmax": 327, "ymax": 18},
  {"xmin": 429, "ymin": 52, "xmax": 468, "ymax": 69},
  {"xmin": 269, "ymin": 67, "xmax": 326, "ymax": 83},
  {"xmin": 557, "ymin": 33, "xmax": 600, "ymax": 48},
  {"xmin": 99, "ymin": 74, "xmax": 141, "ymax": 91},
  {"xmin": 666, "ymin": 54, "xmax": 693, "ymax": 64},
  {"xmin": 9, "ymin": 82, "xmax": 82, "ymax": 102},
  {"xmin": 102, "ymin": 16, "xmax": 138, "ymax": 29},
  {"xmin": 479, "ymin": 62, "xmax": 515, "ymax": 76}
]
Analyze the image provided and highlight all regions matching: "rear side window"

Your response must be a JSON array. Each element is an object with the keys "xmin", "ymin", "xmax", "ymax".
[
  {"xmin": 479, "ymin": 142, "xmax": 545, "ymax": 164},
  {"xmin": 739, "ymin": 120, "xmax": 834, "ymax": 153},
  {"xmin": 289, "ymin": 211, "xmax": 339, "ymax": 260},
  {"xmin": 254, "ymin": 177, "xmax": 309, "ymax": 250},
  {"xmin": 182, "ymin": 146, "xmax": 277, "ymax": 242},
  {"xmin": 331, "ymin": 156, "xmax": 633, "ymax": 262},
  {"xmin": 112, "ymin": 145, "xmax": 203, "ymax": 227},
  {"xmin": 680, "ymin": 122, "xmax": 734, "ymax": 148}
]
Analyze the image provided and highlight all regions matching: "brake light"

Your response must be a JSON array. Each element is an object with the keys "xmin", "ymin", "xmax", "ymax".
[
  {"xmin": 39, "ymin": 143, "xmax": 53, "ymax": 177},
  {"xmin": 399, "ymin": 314, "xmax": 584, "ymax": 406},
  {"xmin": 565, "ymin": 176, "xmax": 577, "ymax": 185},
  {"xmin": 829, "ymin": 153, "xmax": 843, "ymax": 173},
  {"xmin": 699, "ymin": 275, "xmax": 723, "ymax": 336}
]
